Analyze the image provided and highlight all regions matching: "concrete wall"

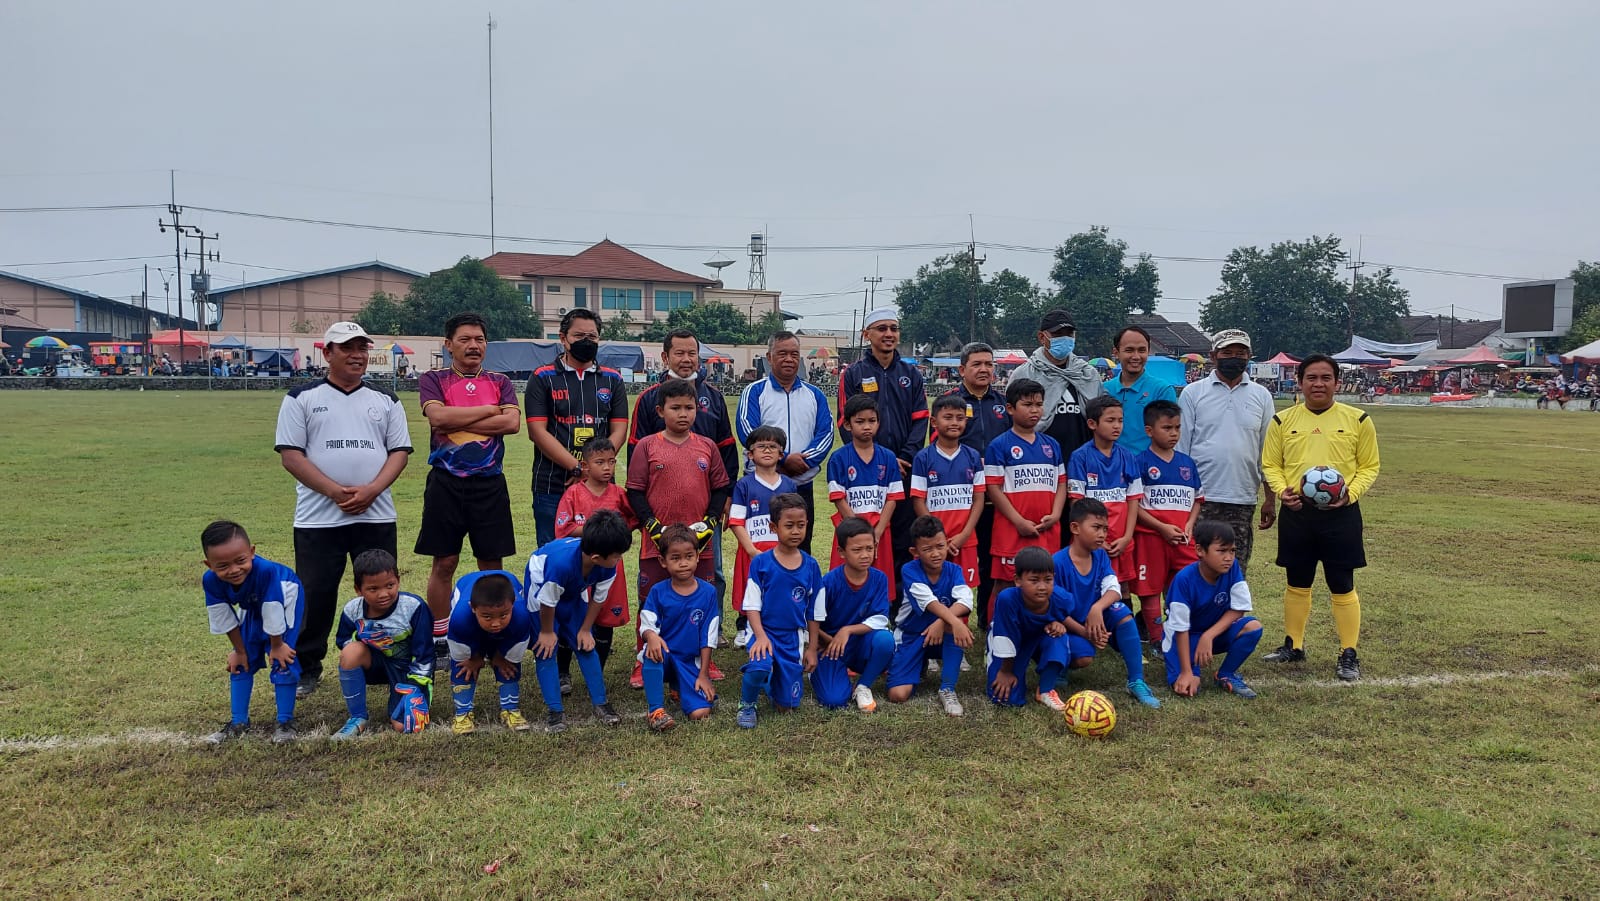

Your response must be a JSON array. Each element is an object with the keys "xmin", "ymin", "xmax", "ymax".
[{"xmin": 215, "ymin": 267, "xmax": 420, "ymax": 336}]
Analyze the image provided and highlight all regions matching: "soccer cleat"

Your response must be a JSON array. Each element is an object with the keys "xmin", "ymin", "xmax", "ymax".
[
  {"xmin": 1035, "ymin": 689, "xmax": 1067, "ymax": 712},
  {"xmin": 647, "ymin": 708, "xmax": 677, "ymax": 732},
  {"xmin": 960, "ymin": 656, "xmax": 971, "ymax": 673},
  {"xmin": 593, "ymin": 702, "xmax": 622, "ymax": 726},
  {"xmin": 205, "ymin": 722, "xmax": 249, "ymax": 744},
  {"xmin": 1262, "ymin": 636, "xmax": 1306, "ymax": 664},
  {"xmin": 294, "ymin": 676, "xmax": 319, "ymax": 700},
  {"xmin": 546, "ymin": 710, "xmax": 568, "ymax": 734},
  {"xmin": 433, "ymin": 638, "xmax": 450, "ymax": 667},
  {"xmin": 1214, "ymin": 673, "xmax": 1258, "ymax": 699},
  {"xmin": 1126, "ymin": 679, "xmax": 1162, "ymax": 709},
  {"xmin": 734, "ymin": 626, "xmax": 753, "ymax": 649},
  {"xmin": 736, "ymin": 703, "xmax": 758, "ymax": 729},
  {"xmin": 706, "ymin": 661, "xmax": 726, "ymax": 682},
  {"xmin": 559, "ymin": 672, "xmax": 572, "ymax": 696},
  {"xmin": 452, "ymin": 714, "xmax": 477, "ymax": 736},
  {"xmin": 925, "ymin": 658, "xmax": 942, "ymax": 676},
  {"xmin": 629, "ymin": 660, "xmax": 644, "ymax": 690},
  {"xmin": 271, "ymin": 722, "xmax": 298, "ymax": 744},
  {"xmin": 1336, "ymin": 647, "xmax": 1361, "ymax": 682},
  {"xmin": 937, "ymin": 688, "xmax": 965, "ymax": 717},
  {"xmin": 853, "ymin": 683, "xmax": 878, "ymax": 713},
  {"xmin": 500, "ymin": 710, "xmax": 532, "ymax": 732},
  {"xmin": 331, "ymin": 717, "xmax": 368, "ymax": 741}
]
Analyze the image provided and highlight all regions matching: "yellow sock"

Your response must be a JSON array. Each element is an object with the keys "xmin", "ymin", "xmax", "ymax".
[
  {"xmin": 1330, "ymin": 591, "xmax": 1361, "ymax": 650},
  {"xmin": 1283, "ymin": 587, "xmax": 1313, "ymax": 649}
]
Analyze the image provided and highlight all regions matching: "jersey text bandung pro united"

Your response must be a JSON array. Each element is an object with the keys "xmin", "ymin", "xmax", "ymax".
[{"xmin": 984, "ymin": 432, "xmax": 1065, "ymax": 556}]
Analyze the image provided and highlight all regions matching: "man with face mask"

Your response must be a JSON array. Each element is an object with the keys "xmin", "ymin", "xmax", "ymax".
[
  {"xmin": 1007, "ymin": 309, "xmax": 1104, "ymax": 464},
  {"xmin": 1176, "ymin": 328, "xmax": 1277, "ymax": 571},
  {"xmin": 525, "ymin": 309, "xmax": 630, "ymax": 546}
]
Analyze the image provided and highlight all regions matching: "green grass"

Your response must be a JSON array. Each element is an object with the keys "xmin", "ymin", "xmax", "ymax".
[{"xmin": 2, "ymin": 393, "xmax": 1599, "ymax": 899}]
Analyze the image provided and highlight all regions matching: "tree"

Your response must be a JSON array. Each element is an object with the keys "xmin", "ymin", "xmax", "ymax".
[
  {"xmin": 599, "ymin": 311, "xmax": 638, "ymax": 341},
  {"xmin": 990, "ymin": 268, "xmax": 1051, "ymax": 348},
  {"xmin": 748, "ymin": 310, "xmax": 788, "ymax": 346},
  {"xmin": 1564, "ymin": 303, "xmax": 1600, "ymax": 352},
  {"xmin": 1559, "ymin": 261, "xmax": 1600, "ymax": 351},
  {"xmin": 1048, "ymin": 227, "xmax": 1162, "ymax": 356},
  {"xmin": 1199, "ymin": 235, "xmax": 1412, "ymax": 359},
  {"xmin": 356, "ymin": 257, "xmax": 539, "ymax": 338},
  {"xmin": 357, "ymin": 291, "xmax": 408, "ymax": 335},
  {"xmin": 894, "ymin": 252, "xmax": 1049, "ymax": 351},
  {"xmin": 660, "ymin": 301, "xmax": 752, "ymax": 345}
]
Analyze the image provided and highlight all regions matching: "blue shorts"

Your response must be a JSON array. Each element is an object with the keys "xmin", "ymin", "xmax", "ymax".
[
  {"xmin": 240, "ymin": 613, "xmax": 301, "ymax": 685},
  {"xmin": 886, "ymin": 631, "xmax": 965, "ymax": 692},
  {"xmin": 1065, "ymin": 601, "xmax": 1137, "ymax": 661},
  {"xmin": 742, "ymin": 631, "xmax": 805, "ymax": 709},
  {"xmin": 546, "ymin": 598, "xmax": 596, "ymax": 651},
  {"xmin": 985, "ymin": 633, "xmax": 1069, "ymax": 706},
  {"xmin": 652, "ymin": 652, "xmax": 715, "ymax": 715},
  {"xmin": 810, "ymin": 629, "xmax": 893, "ymax": 708},
  {"xmin": 1163, "ymin": 616, "xmax": 1257, "ymax": 684}
]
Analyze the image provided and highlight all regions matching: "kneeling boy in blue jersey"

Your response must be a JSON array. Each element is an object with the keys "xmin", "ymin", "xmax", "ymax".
[
  {"xmin": 640, "ymin": 525, "xmax": 721, "ymax": 732},
  {"xmin": 525, "ymin": 509, "xmax": 632, "ymax": 734},
  {"xmin": 889, "ymin": 515, "xmax": 976, "ymax": 717},
  {"xmin": 739, "ymin": 492, "xmax": 822, "ymax": 728},
  {"xmin": 1163, "ymin": 520, "xmax": 1264, "ymax": 698},
  {"xmin": 986, "ymin": 546, "xmax": 1072, "ymax": 708},
  {"xmin": 446, "ymin": 569, "xmax": 532, "ymax": 734},
  {"xmin": 806, "ymin": 516, "xmax": 895, "ymax": 712},
  {"xmin": 200, "ymin": 520, "xmax": 302, "ymax": 744},
  {"xmin": 1053, "ymin": 498, "xmax": 1162, "ymax": 709},
  {"xmin": 332, "ymin": 549, "xmax": 436, "ymax": 738}
]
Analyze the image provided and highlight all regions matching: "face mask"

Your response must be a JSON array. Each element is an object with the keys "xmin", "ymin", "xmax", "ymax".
[
  {"xmin": 569, "ymin": 338, "xmax": 599, "ymax": 364},
  {"xmin": 1216, "ymin": 357, "xmax": 1249, "ymax": 379},
  {"xmin": 1048, "ymin": 335, "xmax": 1076, "ymax": 359}
]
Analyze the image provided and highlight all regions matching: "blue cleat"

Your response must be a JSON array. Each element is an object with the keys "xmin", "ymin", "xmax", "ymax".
[
  {"xmin": 1214, "ymin": 673, "xmax": 1258, "ymax": 699},
  {"xmin": 1127, "ymin": 679, "xmax": 1162, "ymax": 708},
  {"xmin": 736, "ymin": 703, "xmax": 758, "ymax": 729},
  {"xmin": 331, "ymin": 716, "xmax": 368, "ymax": 741}
]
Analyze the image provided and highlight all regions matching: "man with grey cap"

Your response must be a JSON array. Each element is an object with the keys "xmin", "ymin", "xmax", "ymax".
[
  {"xmin": 838, "ymin": 307, "xmax": 928, "ymax": 573},
  {"xmin": 1008, "ymin": 309, "xmax": 1104, "ymax": 462},
  {"xmin": 274, "ymin": 321, "xmax": 413, "ymax": 697},
  {"xmin": 1176, "ymin": 328, "xmax": 1277, "ymax": 570}
]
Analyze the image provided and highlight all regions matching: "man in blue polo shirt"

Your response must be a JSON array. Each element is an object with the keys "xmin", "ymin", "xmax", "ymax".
[
  {"xmin": 1105, "ymin": 325, "xmax": 1178, "ymax": 454},
  {"xmin": 838, "ymin": 307, "xmax": 927, "ymax": 575}
]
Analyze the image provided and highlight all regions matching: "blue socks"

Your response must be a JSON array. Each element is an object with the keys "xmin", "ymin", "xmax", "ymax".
[
  {"xmin": 228, "ymin": 670, "xmax": 253, "ymax": 725},
  {"xmin": 574, "ymin": 649, "xmax": 607, "ymax": 705},
  {"xmin": 535, "ymin": 656, "xmax": 563, "ymax": 712},
  {"xmin": 273, "ymin": 683, "xmax": 297, "ymax": 724},
  {"xmin": 1218, "ymin": 627, "xmax": 1263, "ymax": 680},
  {"xmin": 939, "ymin": 639, "xmax": 964, "ymax": 692},
  {"xmin": 1038, "ymin": 661, "xmax": 1063, "ymax": 694},
  {"xmin": 741, "ymin": 666, "xmax": 770, "ymax": 705},
  {"xmin": 338, "ymin": 666, "xmax": 369, "ymax": 720},
  {"xmin": 1113, "ymin": 616, "xmax": 1146, "ymax": 682},
  {"xmin": 642, "ymin": 657, "xmax": 667, "ymax": 711},
  {"xmin": 497, "ymin": 664, "xmax": 521, "ymax": 713},
  {"xmin": 856, "ymin": 631, "xmax": 896, "ymax": 691}
]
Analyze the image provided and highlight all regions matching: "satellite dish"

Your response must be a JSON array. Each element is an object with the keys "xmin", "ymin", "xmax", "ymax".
[{"xmin": 705, "ymin": 255, "xmax": 736, "ymax": 274}]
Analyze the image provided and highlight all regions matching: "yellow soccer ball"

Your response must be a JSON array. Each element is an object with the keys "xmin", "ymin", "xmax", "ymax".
[{"xmin": 1063, "ymin": 690, "xmax": 1116, "ymax": 738}]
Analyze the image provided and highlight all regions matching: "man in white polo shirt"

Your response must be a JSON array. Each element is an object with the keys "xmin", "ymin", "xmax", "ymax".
[
  {"xmin": 274, "ymin": 321, "xmax": 412, "ymax": 698},
  {"xmin": 1176, "ymin": 328, "xmax": 1277, "ymax": 571}
]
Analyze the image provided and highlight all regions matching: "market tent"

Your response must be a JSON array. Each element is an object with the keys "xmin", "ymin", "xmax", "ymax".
[
  {"xmin": 149, "ymin": 329, "xmax": 212, "ymax": 347},
  {"xmin": 249, "ymin": 348, "xmax": 300, "ymax": 369},
  {"xmin": 996, "ymin": 352, "xmax": 1027, "ymax": 365},
  {"xmin": 1558, "ymin": 337, "xmax": 1600, "ymax": 364},
  {"xmin": 209, "ymin": 335, "xmax": 248, "ymax": 349},
  {"xmin": 926, "ymin": 356, "xmax": 961, "ymax": 367},
  {"xmin": 1332, "ymin": 343, "xmax": 1390, "ymax": 366},
  {"xmin": 1444, "ymin": 346, "xmax": 1507, "ymax": 365},
  {"xmin": 1265, "ymin": 351, "xmax": 1300, "ymax": 366}
]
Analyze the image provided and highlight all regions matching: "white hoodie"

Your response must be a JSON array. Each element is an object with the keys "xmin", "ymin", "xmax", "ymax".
[{"xmin": 1009, "ymin": 346, "xmax": 1105, "ymax": 430}]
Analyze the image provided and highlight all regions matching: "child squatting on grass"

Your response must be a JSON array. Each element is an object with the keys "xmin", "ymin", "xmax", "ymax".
[
  {"xmin": 331, "ymin": 549, "xmax": 435, "ymax": 738},
  {"xmin": 200, "ymin": 520, "xmax": 303, "ymax": 744}
]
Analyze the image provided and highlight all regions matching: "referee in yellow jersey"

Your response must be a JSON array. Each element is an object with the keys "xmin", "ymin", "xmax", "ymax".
[{"xmin": 1259, "ymin": 353, "xmax": 1381, "ymax": 681}]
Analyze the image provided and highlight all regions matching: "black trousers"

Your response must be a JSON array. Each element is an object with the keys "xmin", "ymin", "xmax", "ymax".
[
  {"xmin": 796, "ymin": 477, "xmax": 818, "ymax": 558},
  {"xmin": 293, "ymin": 522, "xmax": 398, "ymax": 682},
  {"xmin": 974, "ymin": 504, "xmax": 997, "ymax": 628}
]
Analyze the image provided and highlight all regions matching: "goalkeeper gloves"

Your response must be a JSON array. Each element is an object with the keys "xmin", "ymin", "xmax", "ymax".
[
  {"xmin": 643, "ymin": 517, "xmax": 668, "ymax": 555},
  {"xmin": 389, "ymin": 683, "xmax": 430, "ymax": 734}
]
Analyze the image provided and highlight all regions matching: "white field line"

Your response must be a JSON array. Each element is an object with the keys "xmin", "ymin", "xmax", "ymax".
[{"xmin": 3, "ymin": 666, "xmax": 1594, "ymax": 754}]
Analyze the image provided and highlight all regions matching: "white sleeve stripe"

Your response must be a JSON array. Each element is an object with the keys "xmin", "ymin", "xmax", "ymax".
[
  {"xmin": 812, "ymin": 587, "xmax": 829, "ymax": 621},
  {"xmin": 863, "ymin": 614, "xmax": 890, "ymax": 631},
  {"xmin": 638, "ymin": 609, "xmax": 660, "ymax": 635},
  {"xmin": 743, "ymin": 579, "xmax": 764, "ymax": 612},
  {"xmin": 1166, "ymin": 602, "xmax": 1191, "ymax": 633},
  {"xmin": 207, "ymin": 604, "xmax": 240, "ymax": 635},
  {"xmin": 503, "ymin": 638, "xmax": 530, "ymax": 664},
  {"xmin": 1230, "ymin": 582, "xmax": 1253, "ymax": 612},
  {"xmin": 447, "ymin": 638, "xmax": 474, "ymax": 662},
  {"xmin": 1099, "ymin": 574, "xmax": 1121, "ymax": 597},
  {"xmin": 536, "ymin": 582, "xmax": 563, "ymax": 608},
  {"xmin": 950, "ymin": 583, "xmax": 974, "ymax": 613},
  {"xmin": 907, "ymin": 582, "xmax": 937, "ymax": 612},
  {"xmin": 706, "ymin": 615, "xmax": 722, "ymax": 649},
  {"xmin": 989, "ymin": 634, "xmax": 1018, "ymax": 659}
]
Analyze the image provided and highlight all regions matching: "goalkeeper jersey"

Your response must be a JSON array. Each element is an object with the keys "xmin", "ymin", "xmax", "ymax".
[
  {"xmin": 1261, "ymin": 402, "xmax": 1380, "ymax": 504},
  {"xmin": 335, "ymin": 591, "xmax": 434, "ymax": 686}
]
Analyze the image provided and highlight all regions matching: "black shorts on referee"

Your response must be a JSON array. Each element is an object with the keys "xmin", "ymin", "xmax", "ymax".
[
  {"xmin": 414, "ymin": 469, "xmax": 517, "ymax": 561},
  {"xmin": 1275, "ymin": 502, "xmax": 1366, "ymax": 571}
]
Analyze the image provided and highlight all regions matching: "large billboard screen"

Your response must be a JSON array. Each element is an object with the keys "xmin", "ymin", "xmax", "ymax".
[{"xmin": 1502, "ymin": 279, "xmax": 1573, "ymax": 338}]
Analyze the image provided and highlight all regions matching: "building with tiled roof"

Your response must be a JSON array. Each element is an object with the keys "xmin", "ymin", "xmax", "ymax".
[
  {"xmin": 0, "ymin": 270, "xmax": 194, "ymax": 339},
  {"xmin": 485, "ymin": 240, "xmax": 781, "ymax": 338},
  {"xmin": 1127, "ymin": 314, "xmax": 1212, "ymax": 357},
  {"xmin": 209, "ymin": 261, "xmax": 424, "ymax": 335},
  {"xmin": 1401, "ymin": 315, "xmax": 1507, "ymax": 349}
]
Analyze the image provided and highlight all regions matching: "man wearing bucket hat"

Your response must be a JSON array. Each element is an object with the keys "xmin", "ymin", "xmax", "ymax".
[{"xmin": 1175, "ymin": 328, "xmax": 1277, "ymax": 571}]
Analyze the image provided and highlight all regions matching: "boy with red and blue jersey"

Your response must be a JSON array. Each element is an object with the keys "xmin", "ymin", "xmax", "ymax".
[
  {"xmin": 1132, "ymin": 400, "xmax": 1204, "ymax": 643},
  {"xmin": 1068, "ymin": 395, "xmax": 1145, "ymax": 589},
  {"xmin": 827, "ymin": 394, "xmax": 904, "ymax": 596},
  {"xmin": 984, "ymin": 378, "xmax": 1067, "ymax": 617},
  {"xmin": 911, "ymin": 393, "xmax": 986, "ymax": 590}
]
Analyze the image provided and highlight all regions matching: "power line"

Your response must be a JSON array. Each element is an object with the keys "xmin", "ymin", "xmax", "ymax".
[
  {"xmin": 0, "ymin": 254, "xmax": 168, "ymax": 268},
  {"xmin": 0, "ymin": 203, "xmax": 165, "ymax": 213}
]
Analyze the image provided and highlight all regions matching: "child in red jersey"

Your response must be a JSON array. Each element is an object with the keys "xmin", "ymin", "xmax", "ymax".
[{"xmin": 555, "ymin": 437, "xmax": 636, "ymax": 680}]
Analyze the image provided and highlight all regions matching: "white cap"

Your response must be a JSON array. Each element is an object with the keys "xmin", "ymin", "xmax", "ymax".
[
  {"xmin": 322, "ymin": 321, "xmax": 372, "ymax": 347},
  {"xmin": 863, "ymin": 307, "xmax": 899, "ymax": 329},
  {"xmin": 1210, "ymin": 328, "xmax": 1252, "ymax": 352}
]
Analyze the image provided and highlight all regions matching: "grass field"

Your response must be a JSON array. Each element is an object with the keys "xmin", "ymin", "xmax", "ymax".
[{"xmin": 2, "ymin": 391, "xmax": 1598, "ymax": 899}]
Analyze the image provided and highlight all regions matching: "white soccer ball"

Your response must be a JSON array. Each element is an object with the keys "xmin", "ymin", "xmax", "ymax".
[{"xmin": 1299, "ymin": 466, "xmax": 1347, "ymax": 509}]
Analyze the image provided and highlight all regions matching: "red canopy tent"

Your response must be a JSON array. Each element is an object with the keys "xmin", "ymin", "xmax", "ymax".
[
  {"xmin": 1265, "ymin": 351, "xmax": 1299, "ymax": 366},
  {"xmin": 996, "ymin": 352, "xmax": 1027, "ymax": 365},
  {"xmin": 149, "ymin": 329, "xmax": 212, "ymax": 348},
  {"xmin": 1444, "ymin": 346, "xmax": 1506, "ymax": 365}
]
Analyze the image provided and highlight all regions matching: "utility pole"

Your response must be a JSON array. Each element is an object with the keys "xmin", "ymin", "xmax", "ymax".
[
  {"xmin": 141, "ymin": 265, "xmax": 151, "ymax": 372},
  {"xmin": 487, "ymin": 14, "xmax": 498, "ymax": 254},
  {"xmin": 967, "ymin": 214, "xmax": 985, "ymax": 343},
  {"xmin": 185, "ymin": 229, "xmax": 220, "ymax": 336},
  {"xmin": 1344, "ymin": 235, "xmax": 1365, "ymax": 343}
]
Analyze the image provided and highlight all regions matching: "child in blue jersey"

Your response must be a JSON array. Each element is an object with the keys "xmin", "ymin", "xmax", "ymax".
[
  {"xmin": 525, "ymin": 509, "xmax": 632, "ymax": 734},
  {"xmin": 1163, "ymin": 521, "xmax": 1264, "ymax": 699},
  {"xmin": 986, "ymin": 547, "xmax": 1072, "ymax": 708},
  {"xmin": 331, "ymin": 550, "xmax": 435, "ymax": 738},
  {"xmin": 445, "ymin": 569, "xmax": 532, "ymax": 735},
  {"xmin": 728, "ymin": 425, "xmax": 797, "ymax": 642},
  {"xmin": 201, "ymin": 520, "xmax": 302, "ymax": 744},
  {"xmin": 806, "ymin": 517, "xmax": 896, "ymax": 712},
  {"xmin": 640, "ymin": 525, "xmax": 722, "ymax": 732},
  {"xmin": 739, "ymin": 493, "xmax": 822, "ymax": 728},
  {"xmin": 888, "ymin": 515, "xmax": 976, "ymax": 717},
  {"xmin": 1053, "ymin": 499, "xmax": 1162, "ymax": 709}
]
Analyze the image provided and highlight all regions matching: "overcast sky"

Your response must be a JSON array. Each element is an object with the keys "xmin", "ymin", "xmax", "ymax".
[{"xmin": 2, "ymin": 1, "xmax": 1595, "ymax": 334}]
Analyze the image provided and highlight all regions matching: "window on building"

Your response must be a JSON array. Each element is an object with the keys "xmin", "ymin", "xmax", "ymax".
[
  {"xmin": 654, "ymin": 289, "xmax": 694, "ymax": 312},
  {"xmin": 546, "ymin": 333, "xmax": 559, "ymax": 340},
  {"xmin": 601, "ymin": 287, "xmax": 642, "ymax": 310},
  {"xmin": 517, "ymin": 283, "xmax": 533, "ymax": 306},
  {"xmin": 547, "ymin": 284, "xmax": 561, "ymax": 293},
  {"xmin": 573, "ymin": 287, "xmax": 587, "ymax": 309}
]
